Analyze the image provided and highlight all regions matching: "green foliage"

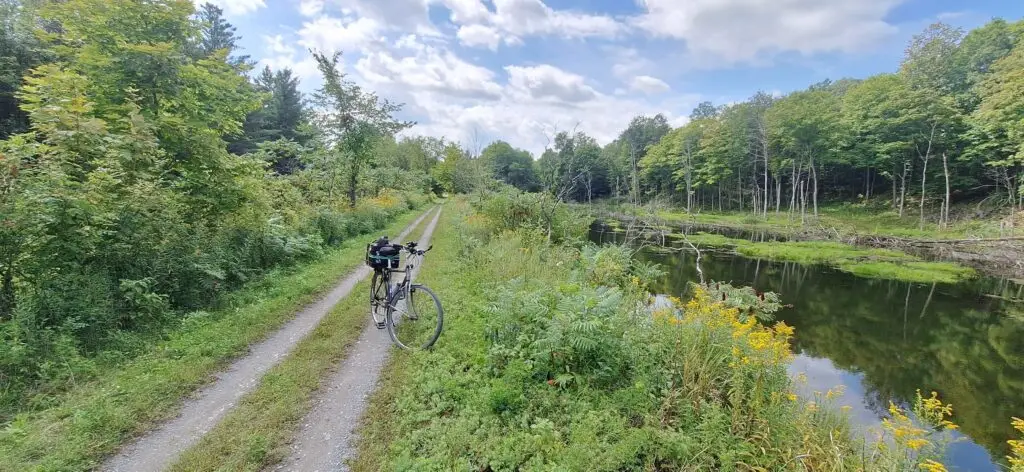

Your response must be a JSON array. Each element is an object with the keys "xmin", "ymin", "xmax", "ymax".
[
  {"xmin": 229, "ymin": 67, "xmax": 311, "ymax": 158},
  {"xmin": 480, "ymin": 140, "xmax": 539, "ymax": 192},
  {"xmin": 352, "ymin": 199, "xmax": 933, "ymax": 471},
  {"xmin": 0, "ymin": 208, "xmax": 426, "ymax": 471},
  {"xmin": 679, "ymin": 231, "xmax": 975, "ymax": 284},
  {"xmin": 311, "ymin": 51, "xmax": 413, "ymax": 207},
  {"xmin": 471, "ymin": 188, "xmax": 590, "ymax": 243},
  {"xmin": 0, "ymin": 0, "xmax": 430, "ymax": 422},
  {"xmin": 622, "ymin": 18, "xmax": 1024, "ymax": 221}
]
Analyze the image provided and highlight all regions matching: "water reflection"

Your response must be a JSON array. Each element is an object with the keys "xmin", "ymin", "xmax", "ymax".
[{"xmin": 592, "ymin": 223, "xmax": 1024, "ymax": 471}]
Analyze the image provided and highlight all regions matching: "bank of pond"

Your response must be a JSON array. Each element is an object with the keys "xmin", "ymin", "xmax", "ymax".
[{"xmin": 592, "ymin": 220, "xmax": 1024, "ymax": 471}]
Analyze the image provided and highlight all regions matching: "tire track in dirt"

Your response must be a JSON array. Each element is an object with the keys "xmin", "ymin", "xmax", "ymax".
[
  {"xmin": 275, "ymin": 208, "xmax": 442, "ymax": 472},
  {"xmin": 103, "ymin": 207, "xmax": 437, "ymax": 472}
]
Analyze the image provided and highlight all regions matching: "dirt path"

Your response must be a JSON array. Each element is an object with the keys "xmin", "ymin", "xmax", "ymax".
[
  {"xmin": 102, "ymin": 207, "xmax": 437, "ymax": 472},
  {"xmin": 275, "ymin": 208, "xmax": 442, "ymax": 472}
]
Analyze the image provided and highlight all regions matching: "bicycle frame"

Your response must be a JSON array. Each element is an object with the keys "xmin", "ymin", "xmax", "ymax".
[{"xmin": 375, "ymin": 251, "xmax": 422, "ymax": 298}]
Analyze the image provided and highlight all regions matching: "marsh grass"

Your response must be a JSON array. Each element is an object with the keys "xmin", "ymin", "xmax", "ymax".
[
  {"xmin": 654, "ymin": 201, "xmax": 1019, "ymax": 241},
  {"xmin": 681, "ymin": 232, "xmax": 974, "ymax": 284}
]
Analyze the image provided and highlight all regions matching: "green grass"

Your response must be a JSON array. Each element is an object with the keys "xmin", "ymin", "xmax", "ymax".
[
  {"xmin": 654, "ymin": 201, "xmax": 1019, "ymax": 241},
  {"xmin": 0, "ymin": 206, "xmax": 430, "ymax": 472},
  {"xmin": 166, "ymin": 207, "xmax": 438, "ymax": 471},
  {"xmin": 837, "ymin": 261, "xmax": 977, "ymax": 285},
  {"xmin": 677, "ymin": 232, "xmax": 975, "ymax": 284}
]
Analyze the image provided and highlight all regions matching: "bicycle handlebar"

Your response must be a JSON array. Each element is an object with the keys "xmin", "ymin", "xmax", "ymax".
[{"xmin": 386, "ymin": 241, "xmax": 432, "ymax": 256}]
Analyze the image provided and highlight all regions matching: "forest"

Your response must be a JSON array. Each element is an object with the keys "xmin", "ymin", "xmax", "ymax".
[{"xmin": 480, "ymin": 18, "xmax": 1024, "ymax": 231}]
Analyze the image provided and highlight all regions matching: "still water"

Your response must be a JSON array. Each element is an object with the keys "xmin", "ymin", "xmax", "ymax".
[{"xmin": 591, "ymin": 222, "xmax": 1024, "ymax": 471}]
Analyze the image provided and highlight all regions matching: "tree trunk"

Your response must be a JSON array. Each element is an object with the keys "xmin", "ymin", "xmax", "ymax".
[
  {"xmin": 918, "ymin": 124, "xmax": 936, "ymax": 230},
  {"xmin": 789, "ymin": 160, "xmax": 798, "ymax": 217},
  {"xmin": 348, "ymin": 170, "xmax": 358, "ymax": 207},
  {"xmin": 899, "ymin": 160, "xmax": 910, "ymax": 217},
  {"xmin": 919, "ymin": 154, "xmax": 930, "ymax": 230},
  {"xmin": 763, "ymin": 145, "xmax": 769, "ymax": 218},
  {"xmin": 800, "ymin": 180, "xmax": 807, "ymax": 225},
  {"xmin": 685, "ymin": 152, "xmax": 693, "ymax": 213},
  {"xmin": 718, "ymin": 181, "xmax": 723, "ymax": 212},
  {"xmin": 892, "ymin": 162, "xmax": 898, "ymax": 210},
  {"xmin": 942, "ymin": 152, "xmax": 950, "ymax": 227},
  {"xmin": 738, "ymin": 170, "xmax": 744, "ymax": 212},
  {"xmin": 810, "ymin": 154, "xmax": 819, "ymax": 218}
]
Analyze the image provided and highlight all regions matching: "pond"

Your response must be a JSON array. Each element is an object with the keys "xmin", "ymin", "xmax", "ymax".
[{"xmin": 591, "ymin": 221, "xmax": 1024, "ymax": 471}]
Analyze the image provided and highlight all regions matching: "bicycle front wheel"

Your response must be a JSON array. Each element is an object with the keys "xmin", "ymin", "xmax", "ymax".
[
  {"xmin": 386, "ymin": 284, "xmax": 443, "ymax": 350},
  {"xmin": 370, "ymin": 270, "xmax": 389, "ymax": 327}
]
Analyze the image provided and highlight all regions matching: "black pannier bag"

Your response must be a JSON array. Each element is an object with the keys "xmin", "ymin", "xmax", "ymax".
[{"xmin": 366, "ymin": 237, "xmax": 400, "ymax": 269}]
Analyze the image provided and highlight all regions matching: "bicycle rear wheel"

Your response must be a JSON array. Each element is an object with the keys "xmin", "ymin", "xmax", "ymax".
[
  {"xmin": 370, "ymin": 270, "xmax": 389, "ymax": 328},
  {"xmin": 386, "ymin": 284, "xmax": 443, "ymax": 350}
]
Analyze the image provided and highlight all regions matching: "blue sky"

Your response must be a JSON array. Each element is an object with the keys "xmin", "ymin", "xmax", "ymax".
[{"xmin": 204, "ymin": 0, "xmax": 1024, "ymax": 155}]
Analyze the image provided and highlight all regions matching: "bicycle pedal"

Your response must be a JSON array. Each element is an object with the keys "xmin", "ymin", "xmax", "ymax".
[{"xmin": 375, "ymin": 321, "xmax": 386, "ymax": 329}]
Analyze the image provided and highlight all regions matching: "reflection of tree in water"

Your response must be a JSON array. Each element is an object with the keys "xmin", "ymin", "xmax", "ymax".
[{"xmin": 596, "ymin": 225, "xmax": 1024, "ymax": 464}]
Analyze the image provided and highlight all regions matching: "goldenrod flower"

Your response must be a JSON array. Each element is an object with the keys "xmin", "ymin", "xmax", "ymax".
[
  {"xmin": 919, "ymin": 460, "xmax": 948, "ymax": 472},
  {"xmin": 906, "ymin": 438, "xmax": 930, "ymax": 450}
]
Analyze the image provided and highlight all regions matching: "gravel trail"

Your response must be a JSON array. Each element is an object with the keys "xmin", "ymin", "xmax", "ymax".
[
  {"xmin": 275, "ymin": 208, "xmax": 442, "ymax": 472},
  {"xmin": 102, "ymin": 207, "xmax": 436, "ymax": 472}
]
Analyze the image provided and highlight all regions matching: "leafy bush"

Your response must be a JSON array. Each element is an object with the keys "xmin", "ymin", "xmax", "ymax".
[
  {"xmin": 471, "ymin": 187, "xmax": 590, "ymax": 243},
  {"xmin": 0, "ymin": 187, "xmax": 420, "ymax": 417}
]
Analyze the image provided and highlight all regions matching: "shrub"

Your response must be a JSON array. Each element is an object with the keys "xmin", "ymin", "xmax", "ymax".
[{"xmin": 471, "ymin": 188, "xmax": 590, "ymax": 243}]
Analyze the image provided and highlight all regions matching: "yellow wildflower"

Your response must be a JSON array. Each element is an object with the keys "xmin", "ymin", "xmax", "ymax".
[
  {"xmin": 787, "ymin": 393, "xmax": 797, "ymax": 402},
  {"xmin": 773, "ymin": 321, "xmax": 795, "ymax": 337},
  {"xmin": 906, "ymin": 438, "xmax": 930, "ymax": 450},
  {"xmin": 1009, "ymin": 417, "xmax": 1024, "ymax": 469},
  {"xmin": 919, "ymin": 460, "xmax": 948, "ymax": 472},
  {"xmin": 747, "ymin": 331, "xmax": 773, "ymax": 351}
]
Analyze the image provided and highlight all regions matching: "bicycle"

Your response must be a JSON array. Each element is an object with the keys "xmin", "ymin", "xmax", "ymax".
[{"xmin": 367, "ymin": 236, "xmax": 444, "ymax": 350}]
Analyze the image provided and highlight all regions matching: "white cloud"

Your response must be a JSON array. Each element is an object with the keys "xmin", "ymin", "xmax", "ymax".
[
  {"xmin": 297, "ymin": 16, "xmax": 384, "ymax": 53},
  {"xmin": 609, "ymin": 47, "xmax": 654, "ymax": 78},
  {"xmin": 264, "ymin": 35, "xmax": 293, "ymax": 55},
  {"xmin": 633, "ymin": 0, "xmax": 904, "ymax": 64},
  {"xmin": 491, "ymin": 0, "xmax": 623, "ymax": 39},
  {"xmin": 403, "ymin": 86, "xmax": 694, "ymax": 156},
  {"xmin": 196, "ymin": 0, "xmax": 266, "ymax": 15},
  {"xmin": 249, "ymin": 2, "xmax": 704, "ymax": 156},
  {"xmin": 630, "ymin": 75, "xmax": 670, "ymax": 95},
  {"xmin": 334, "ymin": 0, "xmax": 437, "ymax": 34},
  {"xmin": 439, "ymin": 0, "xmax": 492, "ymax": 23},
  {"xmin": 456, "ymin": 24, "xmax": 503, "ymax": 50},
  {"xmin": 298, "ymin": 0, "xmax": 325, "ymax": 17},
  {"xmin": 353, "ymin": 39, "xmax": 696, "ymax": 155},
  {"xmin": 356, "ymin": 43, "xmax": 503, "ymax": 99},
  {"xmin": 438, "ymin": 0, "xmax": 624, "ymax": 49},
  {"xmin": 258, "ymin": 35, "xmax": 320, "ymax": 79},
  {"xmin": 504, "ymin": 64, "xmax": 597, "ymax": 103}
]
